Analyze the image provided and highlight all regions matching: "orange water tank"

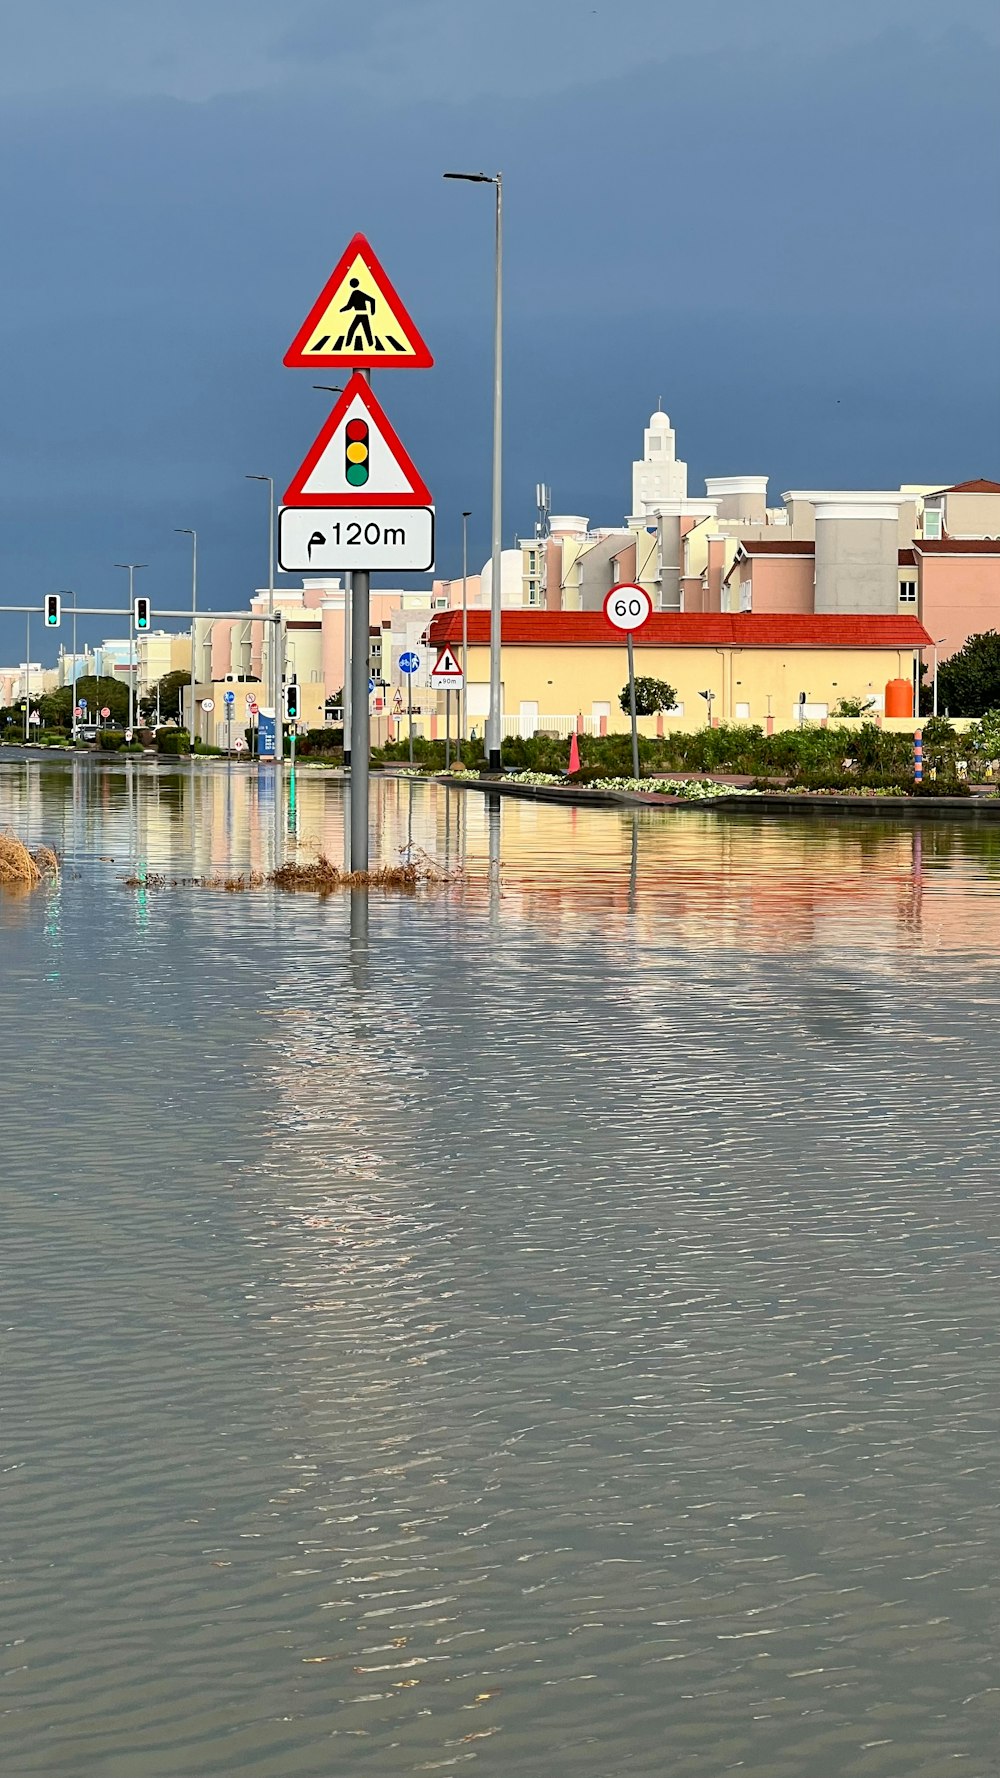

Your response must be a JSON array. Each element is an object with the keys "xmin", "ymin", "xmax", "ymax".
[{"xmin": 884, "ymin": 678, "xmax": 913, "ymax": 718}]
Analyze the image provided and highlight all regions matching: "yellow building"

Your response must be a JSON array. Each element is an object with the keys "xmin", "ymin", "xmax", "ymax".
[{"xmin": 425, "ymin": 609, "xmax": 933, "ymax": 735}]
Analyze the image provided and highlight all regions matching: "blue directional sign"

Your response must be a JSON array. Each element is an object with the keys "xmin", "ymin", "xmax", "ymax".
[
  {"xmin": 368, "ymin": 677, "xmax": 375, "ymax": 695},
  {"xmin": 79, "ymin": 698, "xmax": 88, "ymax": 712},
  {"xmin": 224, "ymin": 689, "xmax": 236, "ymax": 705},
  {"xmin": 399, "ymin": 650, "xmax": 420, "ymax": 674},
  {"xmin": 257, "ymin": 712, "xmax": 276, "ymax": 758}
]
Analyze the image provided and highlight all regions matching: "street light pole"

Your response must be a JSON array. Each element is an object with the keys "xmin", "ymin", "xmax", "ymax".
[
  {"xmin": 114, "ymin": 562, "xmax": 147, "ymax": 731},
  {"xmin": 67, "ymin": 591, "xmax": 77, "ymax": 741},
  {"xmin": 246, "ymin": 475, "xmax": 281, "ymax": 766},
  {"xmin": 445, "ymin": 170, "xmax": 503, "ymax": 771},
  {"xmin": 175, "ymin": 529, "xmax": 197, "ymax": 746},
  {"xmin": 460, "ymin": 509, "xmax": 471, "ymax": 756},
  {"xmin": 311, "ymin": 390, "xmax": 350, "ymax": 768}
]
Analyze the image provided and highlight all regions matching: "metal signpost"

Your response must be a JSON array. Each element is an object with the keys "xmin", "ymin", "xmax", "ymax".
[
  {"xmin": 224, "ymin": 687, "xmax": 235, "ymax": 754},
  {"xmin": 603, "ymin": 583, "xmax": 653, "ymax": 780},
  {"xmin": 399, "ymin": 650, "xmax": 420, "ymax": 765},
  {"xmin": 430, "ymin": 644, "xmax": 464, "ymax": 773},
  {"xmin": 281, "ymin": 234, "xmax": 435, "ymax": 870}
]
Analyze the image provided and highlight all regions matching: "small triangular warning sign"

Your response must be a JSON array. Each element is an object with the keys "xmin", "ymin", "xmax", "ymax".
[
  {"xmin": 282, "ymin": 373, "xmax": 432, "ymax": 508},
  {"xmin": 284, "ymin": 233, "xmax": 433, "ymax": 370},
  {"xmin": 430, "ymin": 644, "xmax": 464, "ymax": 686}
]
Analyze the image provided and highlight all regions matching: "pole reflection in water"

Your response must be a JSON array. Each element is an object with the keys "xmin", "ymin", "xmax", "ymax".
[
  {"xmin": 628, "ymin": 811, "xmax": 639, "ymax": 914},
  {"xmin": 486, "ymin": 789, "xmax": 501, "ymax": 920}
]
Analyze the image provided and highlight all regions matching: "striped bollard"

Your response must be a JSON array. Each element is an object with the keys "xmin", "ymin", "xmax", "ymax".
[{"xmin": 914, "ymin": 728, "xmax": 923, "ymax": 783}]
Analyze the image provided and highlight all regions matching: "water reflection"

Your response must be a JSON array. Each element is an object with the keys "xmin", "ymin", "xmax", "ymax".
[{"xmin": 1, "ymin": 758, "xmax": 999, "ymax": 1778}]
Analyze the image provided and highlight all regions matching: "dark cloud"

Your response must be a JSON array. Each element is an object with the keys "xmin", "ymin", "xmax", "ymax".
[{"xmin": 0, "ymin": 9, "xmax": 997, "ymax": 664}]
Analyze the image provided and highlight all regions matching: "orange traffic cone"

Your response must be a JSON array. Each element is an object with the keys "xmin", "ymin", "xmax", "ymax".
[{"xmin": 568, "ymin": 732, "xmax": 581, "ymax": 775}]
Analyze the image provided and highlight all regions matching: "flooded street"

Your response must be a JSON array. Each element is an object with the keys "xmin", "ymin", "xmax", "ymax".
[{"xmin": 3, "ymin": 757, "xmax": 999, "ymax": 1777}]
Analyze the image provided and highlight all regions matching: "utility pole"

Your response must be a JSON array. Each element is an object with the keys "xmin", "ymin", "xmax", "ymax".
[
  {"xmin": 175, "ymin": 529, "xmax": 197, "ymax": 747},
  {"xmin": 444, "ymin": 172, "xmax": 504, "ymax": 770},
  {"xmin": 114, "ymin": 562, "xmax": 147, "ymax": 732},
  {"xmin": 460, "ymin": 509, "xmax": 471, "ymax": 757},
  {"xmin": 246, "ymin": 476, "xmax": 281, "ymax": 767}
]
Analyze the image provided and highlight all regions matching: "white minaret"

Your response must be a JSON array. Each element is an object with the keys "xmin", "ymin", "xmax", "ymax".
[{"xmin": 632, "ymin": 408, "xmax": 687, "ymax": 514}]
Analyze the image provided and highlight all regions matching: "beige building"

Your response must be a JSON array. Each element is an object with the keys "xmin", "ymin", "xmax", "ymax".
[{"xmin": 425, "ymin": 609, "xmax": 932, "ymax": 735}]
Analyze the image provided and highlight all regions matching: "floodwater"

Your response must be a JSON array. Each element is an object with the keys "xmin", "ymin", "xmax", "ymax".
[{"xmin": 2, "ymin": 756, "xmax": 1000, "ymax": 1778}]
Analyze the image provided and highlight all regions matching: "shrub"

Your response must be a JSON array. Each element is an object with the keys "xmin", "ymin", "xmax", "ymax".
[{"xmin": 157, "ymin": 730, "xmax": 191, "ymax": 755}]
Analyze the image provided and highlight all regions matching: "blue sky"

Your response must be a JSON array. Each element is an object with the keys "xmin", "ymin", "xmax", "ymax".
[{"xmin": 1, "ymin": 0, "xmax": 997, "ymax": 664}]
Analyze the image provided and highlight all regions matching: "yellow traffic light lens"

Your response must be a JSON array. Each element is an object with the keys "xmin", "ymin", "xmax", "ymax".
[{"xmin": 346, "ymin": 442, "xmax": 368, "ymax": 464}]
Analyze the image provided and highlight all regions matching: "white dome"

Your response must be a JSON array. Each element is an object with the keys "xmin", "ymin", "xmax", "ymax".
[{"xmin": 649, "ymin": 410, "xmax": 671, "ymax": 429}]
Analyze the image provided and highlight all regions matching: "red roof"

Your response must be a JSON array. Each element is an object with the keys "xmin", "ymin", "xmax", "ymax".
[
  {"xmin": 914, "ymin": 538, "xmax": 1000, "ymax": 554},
  {"xmin": 426, "ymin": 610, "xmax": 932, "ymax": 649},
  {"xmin": 899, "ymin": 547, "xmax": 916, "ymax": 566},
  {"xmin": 929, "ymin": 479, "xmax": 1000, "ymax": 495}
]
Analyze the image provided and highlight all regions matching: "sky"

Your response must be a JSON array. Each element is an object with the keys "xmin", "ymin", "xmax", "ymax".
[{"xmin": 1, "ymin": 0, "xmax": 998, "ymax": 664}]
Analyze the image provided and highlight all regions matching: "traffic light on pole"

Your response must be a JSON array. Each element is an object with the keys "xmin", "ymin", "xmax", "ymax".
[
  {"xmin": 345, "ymin": 417, "xmax": 369, "ymax": 487},
  {"xmin": 284, "ymin": 680, "xmax": 300, "ymax": 721},
  {"xmin": 134, "ymin": 596, "xmax": 150, "ymax": 631},
  {"xmin": 44, "ymin": 593, "xmax": 61, "ymax": 627}
]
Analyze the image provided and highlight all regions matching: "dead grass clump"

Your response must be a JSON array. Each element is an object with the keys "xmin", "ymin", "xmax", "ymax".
[
  {"xmin": 0, "ymin": 835, "xmax": 40, "ymax": 887},
  {"xmin": 122, "ymin": 850, "xmax": 453, "ymax": 895},
  {"xmin": 32, "ymin": 845, "xmax": 60, "ymax": 878},
  {"xmin": 0, "ymin": 832, "xmax": 59, "ymax": 888},
  {"xmin": 272, "ymin": 857, "xmax": 422, "ymax": 895}
]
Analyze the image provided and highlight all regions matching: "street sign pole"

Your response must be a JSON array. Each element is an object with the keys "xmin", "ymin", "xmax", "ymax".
[
  {"xmin": 445, "ymin": 689, "xmax": 451, "ymax": 770},
  {"xmin": 351, "ymin": 565, "xmax": 370, "ymax": 870},
  {"xmin": 626, "ymin": 629, "xmax": 640, "ymax": 781},
  {"xmin": 343, "ymin": 574, "xmax": 352, "ymax": 769},
  {"xmin": 603, "ymin": 583, "xmax": 652, "ymax": 782},
  {"xmin": 407, "ymin": 664, "xmax": 414, "ymax": 765}
]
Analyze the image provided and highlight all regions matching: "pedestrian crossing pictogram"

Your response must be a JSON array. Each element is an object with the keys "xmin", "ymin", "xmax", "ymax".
[{"xmin": 284, "ymin": 233, "xmax": 434, "ymax": 370}]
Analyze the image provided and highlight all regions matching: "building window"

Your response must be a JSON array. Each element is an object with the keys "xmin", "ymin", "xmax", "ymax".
[
  {"xmin": 899, "ymin": 581, "xmax": 917, "ymax": 603},
  {"xmin": 735, "ymin": 702, "xmax": 750, "ymax": 720},
  {"xmin": 923, "ymin": 509, "xmax": 943, "ymax": 540}
]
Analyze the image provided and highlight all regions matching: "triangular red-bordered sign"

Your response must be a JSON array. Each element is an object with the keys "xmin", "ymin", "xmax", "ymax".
[
  {"xmin": 284, "ymin": 233, "xmax": 434, "ymax": 370},
  {"xmin": 431, "ymin": 645, "xmax": 463, "ymax": 682},
  {"xmin": 282, "ymin": 373, "xmax": 433, "ymax": 508}
]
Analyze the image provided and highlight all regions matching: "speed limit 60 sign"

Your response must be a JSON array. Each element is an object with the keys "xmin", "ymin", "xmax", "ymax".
[{"xmin": 604, "ymin": 583, "xmax": 653, "ymax": 632}]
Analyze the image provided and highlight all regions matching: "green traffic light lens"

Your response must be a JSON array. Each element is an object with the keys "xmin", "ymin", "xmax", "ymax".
[{"xmin": 346, "ymin": 463, "xmax": 369, "ymax": 487}]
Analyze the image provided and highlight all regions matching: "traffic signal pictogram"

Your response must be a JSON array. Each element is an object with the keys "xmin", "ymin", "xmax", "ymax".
[
  {"xmin": 44, "ymin": 593, "xmax": 61, "ymax": 627},
  {"xmin": 345, "ymin": 417, "xmax": 369, "ymax": 487},
  {"xmin": 284, "ymin": 681, "xmax": 300, "ymax": 721},
  {"xmin": 134, "ymin": 596, "xmax": 151, "ymax": 631}
]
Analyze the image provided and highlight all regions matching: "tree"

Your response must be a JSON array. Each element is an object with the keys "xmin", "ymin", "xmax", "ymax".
[
  {"xmin": 619, "ymin": 676, "xmax": 677, "ymax": 716},
  {"xmin": 142, "ymin": 668, "xmax": 191, "ymax": 724},
  {"xmin": 935, "ymin": 631, "xmax": 1000, "ymax": 716},
  {"xmin": 72, "ymin": 675, "xmax": 130, "ymax": 726}
]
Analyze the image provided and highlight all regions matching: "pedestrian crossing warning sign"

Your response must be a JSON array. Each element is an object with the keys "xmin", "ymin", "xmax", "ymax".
[{"xmin": 284, "ymin": 233, "xmax": 434, "ymax": 370}]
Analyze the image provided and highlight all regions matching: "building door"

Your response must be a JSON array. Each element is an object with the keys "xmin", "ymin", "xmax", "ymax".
[
  {"xmin": 519, "ymin": 699, "xmax": 539, "ymax": 737},
  {"xmin": 591, "ymin": 700, "xmax": 611, "ymax": 735}
]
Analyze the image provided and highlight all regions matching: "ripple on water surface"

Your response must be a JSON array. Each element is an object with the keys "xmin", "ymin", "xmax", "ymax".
[{"xmin": 2, "ymin": 759, "xmax": 999, "ymax": 1777}]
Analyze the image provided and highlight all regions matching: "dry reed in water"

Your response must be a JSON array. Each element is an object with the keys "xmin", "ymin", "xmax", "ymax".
[
  {"xmin": 123, "ymin": 852, "xmax": 447, "ymax": 895},
  {"xmin": 0, "ymin": 833, "xmax": 59, "ymax": 888}
]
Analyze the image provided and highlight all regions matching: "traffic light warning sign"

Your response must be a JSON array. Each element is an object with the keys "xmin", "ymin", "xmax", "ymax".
[
  {"xmin": 282, "ymin": 373, "xmax": 432, "ymax": 508},
  {"xmin": 284, "ymin": 233, "xmax": 434, "ymax": 370}
]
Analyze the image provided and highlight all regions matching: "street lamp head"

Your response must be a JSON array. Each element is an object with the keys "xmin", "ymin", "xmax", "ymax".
[
  {"xmin": 313, "ymin": 385, "xmax": 345, "ymax": 394},
  {"xmin": 175, "ymin": 527, "xmax": 195, "ymax": 538},
  {"xmin": 444, "ymin": 171, "xmax": 495, "ymax": 183},
  {"xmin": 114, "ymin": 562, "xmax": 148, "ymax": 570},
  {"xmin": 462, "ymin": 510, "xmax": 472, "ymax": 519},
  {"xmin": 245, "ymin": 473, "xmax": 272, "ymax": 485}
]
